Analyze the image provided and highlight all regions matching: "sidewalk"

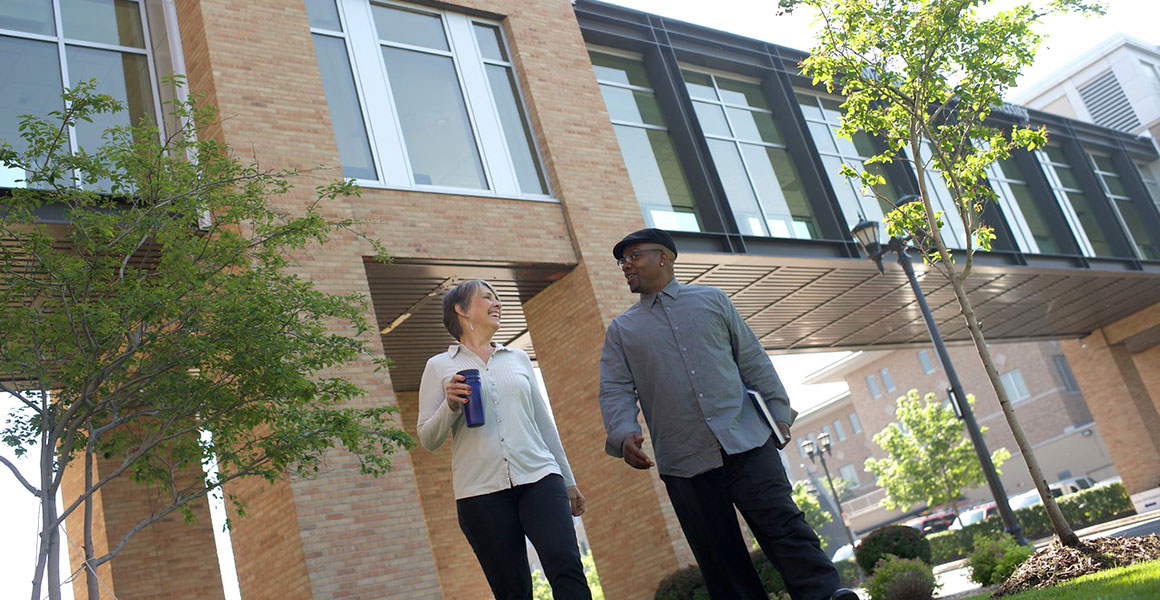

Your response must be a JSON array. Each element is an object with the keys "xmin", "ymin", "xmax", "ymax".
[{"xmin": 930, "ymin": 511, "xmax": 1160, "ymax": 599}]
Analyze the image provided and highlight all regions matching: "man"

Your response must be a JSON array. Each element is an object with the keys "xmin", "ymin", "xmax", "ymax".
[{"xmin": 598, "ymin": 228, "xmax": 856, "ymax": 600}]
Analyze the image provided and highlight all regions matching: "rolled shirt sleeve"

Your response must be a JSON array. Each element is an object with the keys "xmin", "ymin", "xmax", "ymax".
[
  {"xmin": 416, "ymin": 356, "xmax": 462, "ymax": 451},
  {"xmin": 599, "ymin": 320, "xmax": 643, "ymax": 458}
]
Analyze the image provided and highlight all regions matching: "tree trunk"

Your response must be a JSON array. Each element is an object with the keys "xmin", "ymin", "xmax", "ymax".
[
  {"xmin": 946, "ymin": 273, "xmax": 1081, "ymax": 546},
  {"xmin": 85, "ymin": 434, "xmax": 100, "ymax": 600}
]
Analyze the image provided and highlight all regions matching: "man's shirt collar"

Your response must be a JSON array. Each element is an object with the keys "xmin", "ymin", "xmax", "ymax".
[{"xmin": 641, "ymin": 277, "xmax": 682, "ymax": 307}]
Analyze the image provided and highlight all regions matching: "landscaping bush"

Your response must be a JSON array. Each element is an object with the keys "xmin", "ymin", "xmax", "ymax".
[
  {"xmin": 865, "ymin": 555, "xmax": 937, "ymax": 600},
  {"xmin": 750, "ymin": 549, "xmax": 789, "ymax": 597},
  {"xmin": 654, "ymin": 565, "xmax": 705, "ymax": 600},
  {"xmin": 856, "ymin": 525, "xmax": 932, "ymax": 575},
  {"xmin": 927, "ymin": 484, "xmax": 1134, "ymax": 565},
  {"xmin": 968, "ymin": 533, "xmax": 1033, "ymax": 586},
  {"xmin": 835, "ymin": 558, "xmax": 864, "ymax": 588}
]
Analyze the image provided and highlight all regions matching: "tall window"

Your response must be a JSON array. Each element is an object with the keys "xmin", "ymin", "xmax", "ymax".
[
  {"xmin": 907, "ymin": 141, "xmax": 966, "ymax": 248},
  {"xmin": 796, "ymin": 92, "xmax": 900, "ymax": 230},
  {"xmin": 1000, "ymin": 368, "xmax": 1031, "ymax": 403},
  {"xmin": 985, "ymin": 155, "xmax": 1060, "ymax": 254},
  {"xmin": 833, "ymin": 419, "xmax": 846, "ymax": 441},
  {"xmin": 1137, "ymin": 160, "xmax": 1160, "ymax": 215},
  {"xmin": 1052, "ymin": 355, "xmax": 1080, "ymax": 393},
  {"xmin": 0, "ymin": 0, "xmax": 160, "ymax": 189},
  {"xmin": 308, "ymin": 0, "xmax": 549, "ymax": 197},
  {"xmin": 1088, "ymin": 151, "xmax": 1159, "ymax": 260},
  {"xmin": 682, "ymin": 70, "xmax": 819, "ymax": 239},
  {"xmin": 849, "ymin": 412, "xmax": 863, "ymax": 434},
  {"xmin": 880, "ymin": 367, "xmax": 895, "ymax": 392},
  {"xmin": 1039, "ymin": 145, "xmax": 1116, "ymax": 257},
  {"xmin": 865, "ymin": 374, "xmax": 882, "ymax": 399},
  {"xmin": 590, "ymin": 50, "xmax": 700, "ymax": 231},
  {"xmin": 917, "ymin": 349, "xmax": 935, "ymax": 374},
  {"xmin": 838, "ymin": 464, "xmax": 861, "ymax": 488}
]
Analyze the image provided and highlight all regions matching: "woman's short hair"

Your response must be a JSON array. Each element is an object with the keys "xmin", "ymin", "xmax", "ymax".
[{"xmin": 442, "ymin": 279, "xmax": 497, "ymax": 340}]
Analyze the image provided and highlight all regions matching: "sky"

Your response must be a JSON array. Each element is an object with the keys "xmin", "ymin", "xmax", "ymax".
[{"xmin": 5, "ymin": 1, "xmax": 1160, "ymax": 598}]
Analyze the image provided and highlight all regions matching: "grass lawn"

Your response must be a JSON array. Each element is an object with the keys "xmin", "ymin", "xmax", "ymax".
[{"xmin": 960, "ymin": 559, "xmax": 1160, "ymax": 600}]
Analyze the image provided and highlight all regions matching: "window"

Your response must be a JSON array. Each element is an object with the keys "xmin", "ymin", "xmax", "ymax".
[
  {"xmin": 590, "ymin": 49, "xmax": 700, "ymax": 231},
  {"xmin": 796, "ymin": 92, "xmax": 900, "ymax": 231},
  {"xmin": 308, "ymin": 0, "xmax": 549, "ymax": 197},
  {"xmin": 1000, "ymin": 368, "xmax": 1031, "ymax": 403},
  {"xmin": 865, "ymin": 374, "xmax": 882, "ymax": 399},
  {"xmin": 918, "ymin": 349, "xmax": 935, "ymax": 374},
  {"xmin": 906, "ymin": 141, "xmax": 967, "ymax": 248},
  {"xmin": 682, "ymin": 70, "xmax": 820, "ymax": 239},
  {"xmin": 838, "ymin": 464, "xmax": 861, "ymax": 488},
  {"xmin": 880, "ymin": 368, "xmax": 896, "ymax": 392},
  {"xmin": 1088, "ymin": 151, "xmax": 1159, "ymax": 260},
  {"xmin": 1039, "ymin": 145, "xmax": 1117, "ymax": 257},
  {"xmin": 0, "ymin": 0, "xmax": 161, "ymax": 189},
  {"xmin": 849, "ymin": 412, "xmax": 863, "ymax": 434},
  {"xmin": 1052, "ymin": 355, "xmax": 1080, "ymax": 392},
  {"xmin": 1136, "ymin": 160, "xmax": 1160, "ymax": 215},
  {"xmin": 833, "ymin": 419, "xmax": 846, "ymax": 441},
  {"xmin": 985, "ymin": 155, "xmax": 1061, "ymax": 254}
]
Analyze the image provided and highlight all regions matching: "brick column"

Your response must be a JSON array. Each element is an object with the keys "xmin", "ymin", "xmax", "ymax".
[
  {"xmin": 61, "ymin": 455, "xmax": 225, "ymax": 600},
  {"xmin": 1061, "ymin": 331, "xmax": 1160, "ymax": 495}
]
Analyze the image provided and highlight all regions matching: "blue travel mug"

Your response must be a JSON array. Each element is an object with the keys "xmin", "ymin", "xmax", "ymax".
[{"xmin": 457, "ymin": 369, "xmax": 485, "ymax": 428}]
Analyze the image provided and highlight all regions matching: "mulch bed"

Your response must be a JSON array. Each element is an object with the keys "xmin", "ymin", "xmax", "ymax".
[{"xmin": 992, "ymin": 534, "xmax": 1160, "ymax": 596}]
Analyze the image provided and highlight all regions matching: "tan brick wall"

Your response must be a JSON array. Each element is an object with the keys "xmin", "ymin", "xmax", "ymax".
[{"xmin": 62, "ymin": 454, "xmax": 225, "ymax": 600}]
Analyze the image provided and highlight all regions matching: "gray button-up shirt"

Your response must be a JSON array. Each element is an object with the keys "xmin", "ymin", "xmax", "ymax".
[{"xmin": 599, "ymin": 278, "xmax": 797, "ymax": 477}]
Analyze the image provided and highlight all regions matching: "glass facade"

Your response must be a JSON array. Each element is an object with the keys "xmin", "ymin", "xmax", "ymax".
[
  {"xmin": 986, "ymin": 155, "xmax": 1060, "ymax": 254},
  {"xmin": 797, "ymin": 92, "xmax": 901, "ymax": 231},
  {"xmin": 0, "ymin": 0, "xmax": 159, "ymax": 190},
  {"xmin": 1088, "ymin": 151, "xmax": 1159, "ymax": 260},
  {"xmin": 682, "ymin": 70, "xmax": 819, "ymax": 239},
  {"xmin": 590, "ymin": 50, "xmax": 701, "ymax": 232},
  {"xmin": 907, "ymin": 141, "xmax": 967, "ymax": 248},
  {"xmin": 1039, "ymin": 145, "xmax": 1118, "ymax": 257}
]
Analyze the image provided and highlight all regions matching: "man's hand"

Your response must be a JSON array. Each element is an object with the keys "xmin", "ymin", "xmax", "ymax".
[
  {"xmin": 621, "ymin": 432, "xmax": 653, "ymax": 469},
  {"xmin": 567, "ymin": 486, "xmax": 586, "ymax": 516},
  {"xmin": 775, "ymin": 422, "xmax": 792, "ymax": 449}
]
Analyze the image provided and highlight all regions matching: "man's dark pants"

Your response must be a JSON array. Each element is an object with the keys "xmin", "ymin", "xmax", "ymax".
[{"xmin": 661, "ymin": 437, "xmax": 842, "ymax": 600}]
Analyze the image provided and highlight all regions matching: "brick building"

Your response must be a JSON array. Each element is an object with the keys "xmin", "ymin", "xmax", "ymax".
[
  {"xmin": 3, "ymin": 0, "xmax": 1159, "ymax": 598},
  {"xmin": 788, "ymin": 341, "xmax": 1116, "ymax": 534}
]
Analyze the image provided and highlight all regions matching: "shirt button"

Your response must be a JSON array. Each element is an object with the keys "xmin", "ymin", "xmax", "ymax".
[
  {"xmin": 690, "ymin": 370, "xmax": 695, "ymax": 374},
  {"xmin": 681, "ymin": 347, "xmax": 687, "ymax": 352},
  {"xmin": 665, "ymin": 307, "xmax": 671, "ymax": 311},
  {"xmin": 673, "ymin": 326, "xmax": 679, "ymax": 330},
  {"xmin": 698, "ymin": 393, "xmax": 704, "ymax": 398}
]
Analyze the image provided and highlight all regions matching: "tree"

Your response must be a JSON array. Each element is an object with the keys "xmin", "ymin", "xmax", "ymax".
[
  {"xmin": 783, "ymin": 0, "xmax": 1104, "ymax": 546},
  {"xmin": 866, "ymin": 390, "xmax": 1010, "ymax": 519},
  {"xmin": 793, "ymin": 480, "xmax": 835, "ymax": 550},
  {"xmin": 0, "ymin": 81, "xmax": 411, "ymax": 600}
]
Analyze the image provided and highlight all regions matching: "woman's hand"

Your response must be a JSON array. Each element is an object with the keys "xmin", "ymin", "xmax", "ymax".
[
  {"xmin": 567, "ymin": 486, "xmax": 586, "ymax": 517},
  {"xmin": 445, "ymin": 375, "xmax": 471, "ymax": 412}
]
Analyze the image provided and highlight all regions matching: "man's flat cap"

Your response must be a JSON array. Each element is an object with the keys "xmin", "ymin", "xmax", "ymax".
[{"xmin": 612, "ymin": 228, "xmax": 678, "ymax": 261}]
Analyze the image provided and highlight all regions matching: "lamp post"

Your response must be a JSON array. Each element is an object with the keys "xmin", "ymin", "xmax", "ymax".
[
  {"xmin": 802, "ymin": 432, "xmax": 859, "ymax": 556},
  {"xmin": 849, "ymin": 209, "xmax": 1028, "ymax": 546}
]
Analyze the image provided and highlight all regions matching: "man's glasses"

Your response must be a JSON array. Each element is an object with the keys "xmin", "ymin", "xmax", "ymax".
[{"xmin": 616, "ymin": 248, "xmax": 664, "ymax": 267}]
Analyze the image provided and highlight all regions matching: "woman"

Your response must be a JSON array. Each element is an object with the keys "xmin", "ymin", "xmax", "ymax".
[{"xmin": 417, "ymin": 279, "xmax": 591, "ymax": 600}]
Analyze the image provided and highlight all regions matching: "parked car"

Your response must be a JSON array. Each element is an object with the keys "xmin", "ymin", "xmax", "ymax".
[
  {"xmin": 949, "ymin": 502, "xmax": 997, "ymax": 530},
  {"xmin": 1009, "ymin": 489, "xmax": 1044, "ymax": 511},
  {"xmin": 831, "ymin": 542, "xmax": 857, "ymax": 562},
  {"xmin": 904, "ymin": 511, "xmax": 956, "ymax": 535},
  {"xmin": 1050, "ymin": 475, "xmax": 1096, "ymax": 497}
]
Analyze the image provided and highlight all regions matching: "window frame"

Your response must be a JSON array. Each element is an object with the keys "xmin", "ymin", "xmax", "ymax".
[
  {"xmin": 316, "ymin": 0, "xmax": 554, "ymax": 201},
  {"xmin": 917, "ymin": 349, "xmax": 936, "ymax": 374},
  {"xmin": 849, "ymin": 412, "xmax": 863, "ymax": 434},
  {"xmin": 680, "ymin": 65, "xmax": 819, "ymax": 240},
  {"xmin": 865, "ymin": 373, "xmax": 882, "ymax": 399},
  {"xmin": 838, "ymin": 464, "xmax": 861, "ymax": 488},
  {"xmin": 0, "ymin": 0, "xmax": 166, "ymax": 188},
  {"xmin": 1088, "ymin": 149, "xmax": 1158, "ymax": 260},
  {"xmin": 1037, "ymin": 144, "xmax": 1111, "ymax": 257},
  {"xmin": 1000, "ymin": 368, "xmax": 1031, "ymax": 403},
  {"xmin": 880, "ymin": 367, "xmax": 895, "ymax": 392},
  {"xmin": 832, "ymin": 419, "xmax": 846, "ymax": 442}
]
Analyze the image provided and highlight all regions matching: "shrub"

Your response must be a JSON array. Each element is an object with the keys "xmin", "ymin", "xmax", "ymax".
[
  {"xmin": 750, "ymin": 549, "xmax": 788, "ymax": 597},
  {"xmin": 865, "ymin": 555, "xmax": 937, "ymax": 600},
  {"xmin": 835, "ymin": 558, "xmax": 864, "ymax": 588},
  {"xmin": 654, "ymin": 565, "xmax": 705, "ymax": 600},
  {"xmin": 993, "ymin": 544, "xmax": 1034, "ymax": 584},
  {"xmin": 856, "ymin": 525, "xmax": 932, "ymax": 575},
  {"xmin": 968, "ymin": 533, "xmax": 1032, "ymax": 586}
]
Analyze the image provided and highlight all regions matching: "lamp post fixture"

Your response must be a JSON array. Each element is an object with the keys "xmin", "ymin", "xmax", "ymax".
[
  {"xmin": 801, "ymin": 432, "xmax": 859, "ymax": 557},
  {"xmin": 849, "ymin": 206, "xmax": 1028, "ymax": 546}
]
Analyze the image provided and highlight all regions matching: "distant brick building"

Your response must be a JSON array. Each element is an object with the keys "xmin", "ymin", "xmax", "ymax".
[{"xmin": 789, "ymin": 341, "xmax": 1116, "ymax": 534}]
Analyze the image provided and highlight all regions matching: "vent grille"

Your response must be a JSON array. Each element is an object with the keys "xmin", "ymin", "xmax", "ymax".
[{"xmin": 1077, "ymin": 70, "xmax": 1141, "ymax": 132}]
